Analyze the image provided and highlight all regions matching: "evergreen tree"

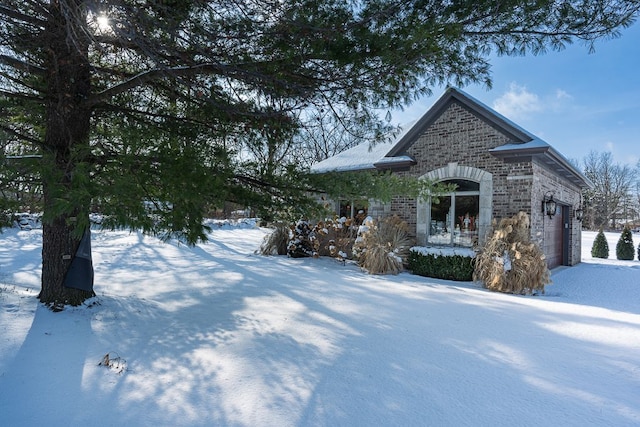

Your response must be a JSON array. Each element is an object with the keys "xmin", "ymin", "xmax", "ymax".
[
  {"xmin": 616, "ymin": 226, "xmax": 635, "ymax": 260},
  {"xmin": 1, "ymin": 1, "xmax": 639, "ymax": 308},
  {"xmin": 591, "ymin": 229, "xmax": 609, "ymax": 259}
]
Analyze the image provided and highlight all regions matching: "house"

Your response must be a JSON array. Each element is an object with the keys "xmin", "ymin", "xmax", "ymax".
[{"xmin": 311, "ymin": 87, "xmax": 591, "ymax": 268}]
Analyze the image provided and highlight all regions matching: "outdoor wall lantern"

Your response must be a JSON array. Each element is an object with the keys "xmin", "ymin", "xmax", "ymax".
[
  {"xmin": 542, "ymin": 191, "xmax": 557, "ymax": 218},
  {"xmin": 574, "ymin": 205, "xmax": 584, "ymax": 222}
]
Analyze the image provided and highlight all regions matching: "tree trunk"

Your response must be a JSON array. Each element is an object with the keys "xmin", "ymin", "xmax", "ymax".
[
  {"xmin": 39, "ymin": 213, "xmax": 94, "ymax": 310},
  {"xmin": 38, "ymin": 0, "xmax": 95, "ymax": 309}
]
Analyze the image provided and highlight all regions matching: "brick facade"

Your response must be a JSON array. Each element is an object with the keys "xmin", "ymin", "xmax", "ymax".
[
  {"xmin": 369, "ymin": 100, "xmax": 584, "ymax": 267},
  {"xmin": 317, "ymin": 88, "xmax": 589, "ymax": 268}
]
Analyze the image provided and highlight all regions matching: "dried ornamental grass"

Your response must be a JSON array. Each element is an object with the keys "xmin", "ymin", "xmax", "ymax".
[
  {"xmin": 354, "ymin": 216, "xmax": 414, "ymax": 275},
  {"xmin": 473, "ymin": 211, "xmax": 550, "ymax": 294},
  {"xmin": 259, "ymin": 223, "xmax": 290, "ymax": 255}
]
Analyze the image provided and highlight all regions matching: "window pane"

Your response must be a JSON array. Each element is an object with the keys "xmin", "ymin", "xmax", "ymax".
[
  {"xmin": 453, "ymin": 195, "xmax": 479, "ymax": 247},
  {"xmin": 447, "ymin": 179, "xmax": 479, "ymax": 192},
  {"xmin": 429, "ymin": 196, "xmax": 451, "ymax": 245},
  {"xmin": 339, "ymin": 200, "xmax": 368, "ymax": 220}
]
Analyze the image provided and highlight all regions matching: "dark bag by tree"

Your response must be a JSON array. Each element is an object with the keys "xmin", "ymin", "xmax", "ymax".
[{"xmin": 63, "ymin": 229, "xmax": 94, "ymax": 292}]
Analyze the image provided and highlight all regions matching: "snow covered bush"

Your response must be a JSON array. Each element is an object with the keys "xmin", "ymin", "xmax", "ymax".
[
  {"xmin": 473, "ymin": 211, "xmax": 550, "ymax": 295},
  {"xmin": 591, "ymin": 229, "xmax": 609, "ymax": 259},
  {"xmin": 616, "ymin": 226, "xmax": 634, "ymax": 260},
  {"xmin": 284, "ymin": 217, "xmax": 356, "ymax": 260},
  {"xmin": 287, "ymin": 220, "xmax": 320, "ymax": 258},
  {"xmin": 409, "ymin": 247, "xmax": 475, "ymax": 281},
  {"xmin": 353, "ymin": 216, "xmax": 413, "ymax": 275}
]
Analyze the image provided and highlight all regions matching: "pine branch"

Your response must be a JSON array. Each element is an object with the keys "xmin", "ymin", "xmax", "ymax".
[
  {"xmin": 0, "ymin": 123, "xmax": 43, "ymax": 147},
  {"xmin": 0, "ymin": 4, "xmax": 47, "ymax": 27},
  {"xmin": 0, "ymin": 54, "xmax": 46, "ymax": 76}
]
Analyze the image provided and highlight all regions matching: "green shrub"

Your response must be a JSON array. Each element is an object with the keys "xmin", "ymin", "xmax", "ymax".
[
  {"xmin": 591, "ymin": 229, "xmax": 609, "ymax": 259},
  {"xmin": 616, "ymin": 226, "xmax": 635, "ymax": 260},
  {"xmin": 408, "ymin": 250, "xmax": 475, "ymax": 281},
  {"xmin": 638, "ymin": 242, "xmax": 640, "ymax": 261}
]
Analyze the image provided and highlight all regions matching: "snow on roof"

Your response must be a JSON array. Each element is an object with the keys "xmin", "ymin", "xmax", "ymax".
[
  {"xmin": 310, "ymin": 121, "xmax": 416, "ymax": 173},
  {"xmin": 374, "ymin": 155, "xmax": 415, "ymax": 165},
  {"xmin": 410, "ymin": 246, "xmax": 476, "ymax": 258},
  {"xmin": 309, "ymin": 139, "xmax": 395, "ymax": 173},
  {"xmin": 490, "ymin": 138, "xmax": 551, "ymax": 152}
]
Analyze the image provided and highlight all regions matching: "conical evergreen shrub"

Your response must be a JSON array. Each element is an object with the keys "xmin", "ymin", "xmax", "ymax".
[
  {"xmin": 591, "ymin": 229, "xmax": 609, "ymax": 259},
  {"xmin": 616, "ymin": 226, "xmax": 635, "ymax": 260}
]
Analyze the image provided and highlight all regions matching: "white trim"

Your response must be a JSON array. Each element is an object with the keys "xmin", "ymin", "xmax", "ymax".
[{"xmin": 417, "ymin": 163, "xmax": 492, "ymax": 246}]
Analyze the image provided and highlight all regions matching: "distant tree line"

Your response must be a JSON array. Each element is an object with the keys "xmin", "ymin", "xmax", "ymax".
[{"xmin": 580, "ymin": 151, "xmax": 640, "ymax": 231}]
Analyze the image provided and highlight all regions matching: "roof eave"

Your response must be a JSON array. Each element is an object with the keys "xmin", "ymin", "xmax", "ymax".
[
  {"xmin": 373, "ymin": 158, "xmax": 417, "ymax": 171},
  {"xmin": 310, "ymin": 165, "xmax": 378, "ymax": 174},
  {"xmin": 489, "ymin": 145, "xmax": 593, "ymax": 189}
]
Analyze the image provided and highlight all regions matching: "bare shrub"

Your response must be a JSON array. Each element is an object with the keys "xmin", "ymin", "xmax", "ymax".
[
  {"xmin": 354, "ymin": 216, "xmax": 414, "ymax": 275},
  {"xmin": 315, "ymin": 217, "xmax": 357, "ymax": 260},
  {"xmin": 473, "ymin": 211, "xmax": 550, "ymax": 294}
]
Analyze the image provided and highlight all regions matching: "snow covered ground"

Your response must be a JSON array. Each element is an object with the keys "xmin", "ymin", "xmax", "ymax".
[{"xmin": 1, "ymin": 225, "xmax": 639, "ymax": 427}]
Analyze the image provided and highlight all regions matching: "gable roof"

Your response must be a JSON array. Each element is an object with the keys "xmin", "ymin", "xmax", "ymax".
[
  {"xmin": 311, "ymin": 87, "xmax": 592, "ymax": 189},
  {"xmin": 386, "ymin": 87, "xmax": 535, "ymax": 157}
]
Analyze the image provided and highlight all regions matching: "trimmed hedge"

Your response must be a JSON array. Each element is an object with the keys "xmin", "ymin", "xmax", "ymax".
[{"xmin": 408, "ymin": 250, "xmax": 475, "ymax": 281}]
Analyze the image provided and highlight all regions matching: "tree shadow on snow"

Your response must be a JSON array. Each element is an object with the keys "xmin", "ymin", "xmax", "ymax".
[{"xmin": 0, "ymin": 302, "xmax": 94, "ymax": 426}]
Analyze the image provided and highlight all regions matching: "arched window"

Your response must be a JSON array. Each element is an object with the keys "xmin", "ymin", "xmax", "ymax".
[{"xmin": 428, "ymin": 179, "xmax": 480, "ymax": 246}]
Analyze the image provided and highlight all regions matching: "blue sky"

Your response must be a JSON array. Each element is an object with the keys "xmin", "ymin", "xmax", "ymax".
[{"xmin": 394, "ymin": 22, "xmax": 640, "ymax": 167}]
